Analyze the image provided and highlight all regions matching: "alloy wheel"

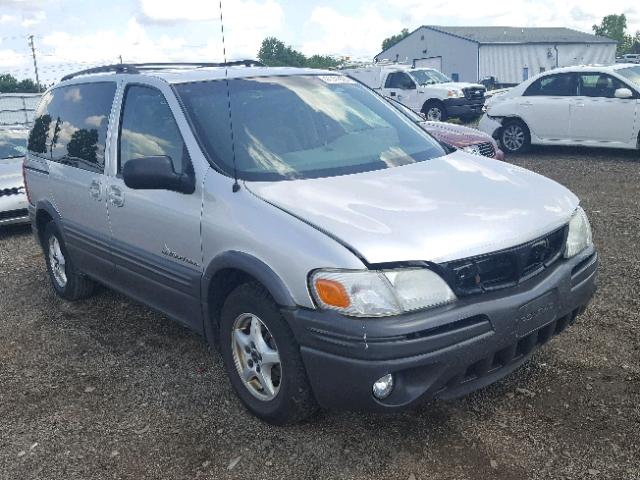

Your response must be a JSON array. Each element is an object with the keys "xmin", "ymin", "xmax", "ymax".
[
  {"xmin": 48, "ymin": 235, "xmax": 67, "ymax": 288},
  {"xmin": 231, "ymin": 313, "xmax": 282, "ymax": 401},
  {"xmin": 502, "ymin": 124, "xmax": 526, "ymax": 152}
]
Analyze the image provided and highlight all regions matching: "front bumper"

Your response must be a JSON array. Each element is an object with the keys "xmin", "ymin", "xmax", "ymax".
[
  {"xmin": 478, "ymin": 114, "xmax": 503, "ymax": 139},
  {"xmin": 285, "ymin": 247, "xmax": 597, "ymax": 411},
  {"xmin": 443, "ymin": 98, "xmax": 485, "ymax": 118},
  {"xmin": 0, "ymin": 190, "xmax": 29, "ymax": 226}
]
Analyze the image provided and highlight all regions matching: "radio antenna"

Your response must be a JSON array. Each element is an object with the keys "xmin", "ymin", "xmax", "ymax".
[{"xmin": 219, "ymin": 0, "xmax": 241, "ymax": 192}]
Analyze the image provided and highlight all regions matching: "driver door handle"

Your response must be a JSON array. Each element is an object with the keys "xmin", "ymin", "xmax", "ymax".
[
  {"xmin": 108, "ymin": 185, "xmax": 125, "ymax": 207},
  {"xmin": 88, "ymin": 179, "xmax": 101, "ymax": 200}
]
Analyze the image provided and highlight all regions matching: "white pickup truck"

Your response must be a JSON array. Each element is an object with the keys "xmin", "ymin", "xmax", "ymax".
[{"xmin": 343, "ymin": 64, "xmax": 486, "ymax": 121}]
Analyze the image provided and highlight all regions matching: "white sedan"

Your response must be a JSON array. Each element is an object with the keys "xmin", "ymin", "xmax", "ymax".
[{"xmin": 479, "ymin": 64, "xmax": 640, "ymax": 153}]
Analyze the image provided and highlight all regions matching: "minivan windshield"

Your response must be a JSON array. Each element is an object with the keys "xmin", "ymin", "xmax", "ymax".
[
  {"xmin": 175, "ymin": 75, "xmax": 446, "ymax": 181},
  {"xmin": 409, "ymin": 69, "xmax": 451, "ymax": 85},
  {"xmin": 617, "ymin": 66, "xmax": 640, "ymax": 88}
]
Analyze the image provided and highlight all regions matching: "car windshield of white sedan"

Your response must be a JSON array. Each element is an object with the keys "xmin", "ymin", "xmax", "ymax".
[
  {"xmin": 0, "ymin": 129, "xmax": 28, "ymax": 160},
  {"xmin": 176, "ymin": 75, "xmax": 445, "ymax": 181},
  {"xmin": 410, "ymin": 69, "xmax": 451, "ymax": 85},
  {"xmin": 618, "ymin": 66, "xmax": 640, "ymax": 88}
]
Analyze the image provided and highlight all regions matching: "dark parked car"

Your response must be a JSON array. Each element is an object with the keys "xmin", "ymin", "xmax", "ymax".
[{"xmin": 387, "ymin": 97, "xmax": 505, "ymax": 160}]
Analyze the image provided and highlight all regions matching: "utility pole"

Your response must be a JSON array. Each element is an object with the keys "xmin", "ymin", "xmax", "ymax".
[{"xmin": 28, "ymin": 35, "xmax": 41, "ymax": 92}]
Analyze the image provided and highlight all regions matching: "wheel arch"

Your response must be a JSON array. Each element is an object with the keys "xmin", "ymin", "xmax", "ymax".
[
  {"xmin": 421, "ymin": 98, "xmax": 445, "ymax": 114},
  {"xmin": 201, "ymin": 251, "xmax": 297, "ymax": 345},
  {"xmin": 34, "ymin": 200, "xmax": 62, "ymax": 249}
]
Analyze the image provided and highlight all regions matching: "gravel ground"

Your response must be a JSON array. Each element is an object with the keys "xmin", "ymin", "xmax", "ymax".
[{"xmin": 1, "ymin": 147, "xmax": 639, "ymax": 480}]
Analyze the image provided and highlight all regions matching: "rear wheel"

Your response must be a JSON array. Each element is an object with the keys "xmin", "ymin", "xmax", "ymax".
[
  {"xmin": 43, "ymin": 222, "xmax": 96, "ymax": 300},
  {"xmin": 500, "ymin": 119, "xmax": 530, "ymax": 153},
  {"xmin": 219, "ymin": 282, "xmax": 318, "ymax": 424}
]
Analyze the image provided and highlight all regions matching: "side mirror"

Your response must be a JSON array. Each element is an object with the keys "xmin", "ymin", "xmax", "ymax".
[
  {"xmin": 614, "ymin": 87, "xmax": 633, "ymax": 99},
  {"xmin": 122, "ymin": 156, "xmax": 195, "ymax": 194}
]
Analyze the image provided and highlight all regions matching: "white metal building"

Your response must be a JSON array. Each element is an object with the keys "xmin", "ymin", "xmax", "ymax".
[{"xmin": 374, "ymin": 26, "xmax": 617, "ymax": 85}]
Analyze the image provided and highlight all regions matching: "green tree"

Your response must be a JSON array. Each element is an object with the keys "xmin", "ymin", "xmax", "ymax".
[
  {"xmin": 305, "ymin": 54, "xmax": 339, "ymax": 69},
  {"xmin": 0, "ymin": 73, "xmax": 42, "ymax": 93},
  {"xmin": 381, "ymin": 28, "xmax": 410, "ymax": 52},
  {"xmin": 592, "ymin": 14, "xmax": 633, "ymax": 54},
  {"xmin": 258, "ymin": 37, "xmax": 340, "ymax": 69},
  {"xmin": 258, "ymin": 37, "xmax": 306, "ymax": 67}
]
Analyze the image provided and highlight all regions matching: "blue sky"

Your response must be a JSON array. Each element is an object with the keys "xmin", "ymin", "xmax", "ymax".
[{"xmin": 1, "ymin": 0, "xmax": 638, "ymax": 82}]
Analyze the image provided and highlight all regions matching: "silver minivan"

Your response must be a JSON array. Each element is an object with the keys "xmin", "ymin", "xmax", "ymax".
[{"xmin": 24, "ymin": 62, "xmax": 597, "ymax": 424}]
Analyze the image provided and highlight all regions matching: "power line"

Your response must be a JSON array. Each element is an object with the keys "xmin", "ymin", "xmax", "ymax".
[{"xmin": 27, "ymin": 35, "xmax": 41, "ymax": 92}]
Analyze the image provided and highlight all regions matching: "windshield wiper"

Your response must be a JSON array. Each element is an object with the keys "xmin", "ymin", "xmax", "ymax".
[{"xmin": 1, "ymin": 154, "xmax": 25, "ymax": 159}]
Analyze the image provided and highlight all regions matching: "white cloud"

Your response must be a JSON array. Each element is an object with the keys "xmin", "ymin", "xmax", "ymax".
[
  {"xmin": 387, "ymin": 0, "xmax": 640, "ymax": 33},
  {"xmin": 137, "ymin": 0, "xmax": 283, "ymax": 58},
  {"xmin": 301, "ymin": 6, "xmax": 403, "ymax": 57},
  {"xmin": 0, "ymin": 14, "xmax": 18, "ymax": 24},
  {"xmin": 0, "ymin": 48, "xmax": 26, "ymax": 68},
  {"xmin": 21, "ymin": 9, "xmax": 45, "ymax": 27}
]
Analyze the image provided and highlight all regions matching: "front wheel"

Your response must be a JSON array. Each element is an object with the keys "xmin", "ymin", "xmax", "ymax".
[
  {"xmin": 422, "ymin": 101, "xmax": 448, "ymax": 122},
  {"xmin": 219, "ymin": 282, "xmax": 318, "ymax": 424},
  {"xmin": 500, "ymin": 120, "xmax": 530, "ymax": 153}
]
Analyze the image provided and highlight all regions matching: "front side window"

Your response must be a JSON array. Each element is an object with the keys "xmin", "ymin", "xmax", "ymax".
[
  {"xmin": 617, "ymin": 66, "xmax": 640, "ymax": 88},
  {"xmin": 176, "ymin": 75, "xmax": 446, "ymax": 181},
  {"xmin": 578, "ymin": 74, "xmax": 627, "ymax": 98},
  {"xmin": 524, "ymin": 74, "xmax": 577, "ymax": 97},
  {"xmin": 27, "ymin": 83, "xmax": 116, "ymax": 173},
  {"xmin": 118, "ymin": 85, "xmax": 187, "ymax": 174},
  {"xmin": 385, "ymin": 72, "xmax": 415, "ymax": 89}
]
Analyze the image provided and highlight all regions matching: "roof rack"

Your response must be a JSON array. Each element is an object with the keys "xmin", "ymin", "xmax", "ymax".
[{"xmin": 60, "ymin": 60, "xmax": 265, "ymax": 81}]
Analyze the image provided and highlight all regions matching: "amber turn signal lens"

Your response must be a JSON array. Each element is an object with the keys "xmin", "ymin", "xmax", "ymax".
[{"xmin": 315, "ymin": 279, "xmax": 350, "ymax": 308}]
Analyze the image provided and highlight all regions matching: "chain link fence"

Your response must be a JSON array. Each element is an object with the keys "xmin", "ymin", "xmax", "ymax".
[{"xmin": 0, "ymin": 93, "xmax": 42, "ymax": 127}]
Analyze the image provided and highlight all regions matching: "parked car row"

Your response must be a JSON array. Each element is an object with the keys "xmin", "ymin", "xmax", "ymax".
[
  {"xmin": 23, "ymin": 62, "xmax": 596, "ymax": 424},
  {"xmin": 479, "ymin": 64, "xmax": 640, "ymax": 153}
]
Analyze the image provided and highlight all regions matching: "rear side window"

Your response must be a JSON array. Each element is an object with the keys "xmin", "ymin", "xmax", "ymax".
[
  {"xmin": 523, "ymin": 74, "xmax": 577, "ymax": 97},
  {"xmin": 118, "ymin": 85, "xmax": 187, "ymax": 174},
  {"xmin": 27, "ymin": 82, "xmax": 116, "ymax": 173},
  {"xmin": 578, "ymin": 73, "xmax": 628, "ymax": 98}
]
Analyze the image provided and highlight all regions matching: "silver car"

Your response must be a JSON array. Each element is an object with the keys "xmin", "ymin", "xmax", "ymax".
[
  {"xmin": 24, "ymin": 62, "xmax": 597, "ymax": 424},
  {"xmin": 0, "ymin": 126, "xmax": 29, "ymax": 226}
]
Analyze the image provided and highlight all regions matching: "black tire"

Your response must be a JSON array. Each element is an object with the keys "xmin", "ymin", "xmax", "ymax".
[
  {"xmin": 43, "ymin": 222, "xmax": 96, "ymax": 300},
  {"xmin": 500, "ymin": 119, "xmax": 530, "ymax": 153},
  {"xmin": 422, "ymin": 101, "xmax": 448, "ymax": 122},
  {"xmin": 219, "ymin": 281, "xmax": 318, "ymax": 425}
]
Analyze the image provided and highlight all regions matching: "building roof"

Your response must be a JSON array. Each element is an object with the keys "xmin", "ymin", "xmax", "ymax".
[{"xmin": 424, "ymin": 26, "xmax": 617, "ymax": 45}]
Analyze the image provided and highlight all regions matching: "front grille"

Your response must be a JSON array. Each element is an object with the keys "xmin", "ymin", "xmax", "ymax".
[
  {"xmin": 0, "ymin": 186, "xmax": 24, "ymax": 197},
  {"xmin": 477, "ymin": 142, "xmax": 496, "ymax": 158},
  {"xmin": 438, "ymin": 309, "xmax": 579, "ymax": 395},
  {"xmin": 439, "ymin": 226, "xmax": 567, "ymax": 297},
  {"xmin": 463, "ymin": 87, "xmax": 486, "ymax": 101},
  {"xmin": 0, "ymin": 208, "xmax": 28, "ymax": 221}
]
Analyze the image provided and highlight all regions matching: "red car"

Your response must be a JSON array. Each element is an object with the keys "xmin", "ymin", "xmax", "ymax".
[{"xmin": 387, "ymin": 97, "xmax": 505, "ymax": 160}]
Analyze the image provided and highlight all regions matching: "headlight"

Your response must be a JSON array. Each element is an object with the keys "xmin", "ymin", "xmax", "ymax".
[
  {"xmin": 564, "ymin": 207, "xmax": 593, "ymax": 258},
  {"xmin": 462, "ymin": 145, "xmax": 482, "ymax": 155},
  {"xmin": 310, "ymin": 268, "xmax": 456, "ymax": 317},
  {"xmin": 447, "ymin": 89, "xmax": 464, "ymax": 98}
]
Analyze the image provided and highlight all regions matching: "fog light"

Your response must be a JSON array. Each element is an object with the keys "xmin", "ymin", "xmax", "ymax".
[{"xmin": 372, "ymin": 374, "xmax": 394, "ymax": 400}]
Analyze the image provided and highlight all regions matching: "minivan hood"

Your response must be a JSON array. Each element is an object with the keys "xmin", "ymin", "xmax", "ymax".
[{"xmin": 246, "ymin": 151, "xmax": 578, "ymax": 264}]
